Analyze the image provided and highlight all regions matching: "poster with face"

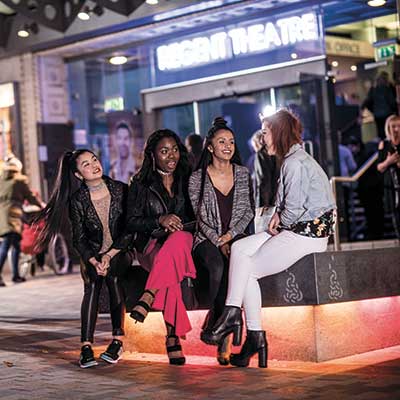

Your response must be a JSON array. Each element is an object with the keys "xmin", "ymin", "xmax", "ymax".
[{"xmin": 106, "ymin": 110, "xmax": 144, "ymax": 183}]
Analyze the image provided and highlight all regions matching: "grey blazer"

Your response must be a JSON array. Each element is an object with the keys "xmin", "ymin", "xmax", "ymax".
[{"xmin": 189, "ymin": 164, "xmax": 255, "ymax": 249}]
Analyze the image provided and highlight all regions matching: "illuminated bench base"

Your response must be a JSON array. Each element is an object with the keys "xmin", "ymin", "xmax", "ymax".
[{"xmin": 124, "ymin": 296, "xmax": 400, "ymax": 362}]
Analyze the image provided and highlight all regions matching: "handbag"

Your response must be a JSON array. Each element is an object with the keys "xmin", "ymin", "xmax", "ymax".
[
  {"xmin": 136, "ymin": 239, "xmax": 161, "ymax": 272},
  {"xmin": 181, "ymin": 277, "xmax": 198, "ymax": 310}
]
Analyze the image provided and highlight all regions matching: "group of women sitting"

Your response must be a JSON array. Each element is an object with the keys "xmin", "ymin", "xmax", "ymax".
[{"xmin": 37, "ymin": 109, "xmax": 336, "ymax": 370}]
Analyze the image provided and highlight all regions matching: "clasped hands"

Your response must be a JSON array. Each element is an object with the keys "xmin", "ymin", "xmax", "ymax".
[
  {"xmin": 217, "ymin": 232, "xmax": 232, "ymax": 258},
  {"xmin": 90, "ymin": 253, "xmax": 111, "ymax": 276}
]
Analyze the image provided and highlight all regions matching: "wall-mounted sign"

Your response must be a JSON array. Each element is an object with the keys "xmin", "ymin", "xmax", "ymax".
[
  {"xmin": 0, "ymin": 83, "xmax": 15, "ymax": 108},
  {"xmin": 376, "ymin": 44, "xmax": 397, "ymax": 61},
  {"xmin": 325, "ymin": 36, "xmax": 374, "ymax": 59},
  {"xmin": 104, "ymin": 96, "xmax": 124, "ymax": 112},
  {"xmin": 156, "ymin": 12, "xmax": 319, "ymax": 71}
]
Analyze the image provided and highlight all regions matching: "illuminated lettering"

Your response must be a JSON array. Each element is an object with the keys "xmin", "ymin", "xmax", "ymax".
[
  {"xmin": 156, "ymin": 12, "xmax": 320, "ymax": 71},
  {"xmin": 228, "ymin": 28, "xmax": 248, "ymax": 55}
]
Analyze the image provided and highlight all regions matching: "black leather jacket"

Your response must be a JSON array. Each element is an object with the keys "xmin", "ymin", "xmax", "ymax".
[
  {"xmin": 127, "ymin": 176, "xmax": 193, "ymax": 253},
  {"xmin": 69, "ymin": 176, "xmax": 133, "ymax": 263}
]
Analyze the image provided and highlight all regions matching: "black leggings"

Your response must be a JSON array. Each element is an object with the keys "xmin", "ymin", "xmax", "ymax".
[
  {"xmin": 80, "ymin": 251, "xmax": 132, "ymax": 343},
  {"xmin": 193, "ymin": 240, "xmax": 229, "ymax": 319}
]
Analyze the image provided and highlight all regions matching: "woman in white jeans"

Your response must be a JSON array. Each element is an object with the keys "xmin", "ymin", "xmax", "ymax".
[{"xmin": 202, "ymin": 109, "xmax": 336, "ymax": 368}]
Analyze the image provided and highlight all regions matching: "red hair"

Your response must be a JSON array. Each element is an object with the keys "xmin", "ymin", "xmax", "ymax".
[{"xmin": 262, "ymin": 109, "xmax": 303, "ymax": 159}]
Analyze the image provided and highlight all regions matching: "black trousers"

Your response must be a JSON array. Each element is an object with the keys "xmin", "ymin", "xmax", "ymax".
[
  {"xmin": 80, "ymin": 251, "xmax": 132, "ymax": 343},
  {"xmin": 193, "ymin": 240, "xmax": 229, "ymax": 320}
]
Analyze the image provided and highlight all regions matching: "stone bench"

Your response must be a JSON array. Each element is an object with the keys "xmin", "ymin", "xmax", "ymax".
[{"xmin": 104, "ymin": 247, "xmax": 400, "ymax": 362}]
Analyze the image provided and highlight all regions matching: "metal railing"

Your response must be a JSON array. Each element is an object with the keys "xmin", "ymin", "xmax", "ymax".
[{"xmin": 330, "ymin": 152, "xmax": 378, "ymax": 251}]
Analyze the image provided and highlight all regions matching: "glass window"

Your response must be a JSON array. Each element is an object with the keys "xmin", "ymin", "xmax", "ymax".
[{"xmin": 161, "ymin": 104, "xmax": 195, "ymax": 141}]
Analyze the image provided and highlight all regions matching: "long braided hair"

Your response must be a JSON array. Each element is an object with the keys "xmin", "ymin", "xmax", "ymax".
[{"xmin": 134, "ymin": 129, "xmax": 191, "ymax": 188}]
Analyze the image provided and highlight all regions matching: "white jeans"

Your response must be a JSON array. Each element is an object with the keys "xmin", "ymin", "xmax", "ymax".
[{"xmin": 226, "ymin": 230, "xmax": 328, "ymax": 330}]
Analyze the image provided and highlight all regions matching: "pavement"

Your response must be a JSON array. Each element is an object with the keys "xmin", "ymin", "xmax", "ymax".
[{"xmin": 0, "ymin": 268, "xmax": 400, "ymax": 399}]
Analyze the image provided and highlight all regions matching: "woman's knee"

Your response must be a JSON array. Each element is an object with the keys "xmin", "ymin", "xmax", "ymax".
[{"xmin": 168, "ymin": 230, "xmax": 193, "ymax": 245}]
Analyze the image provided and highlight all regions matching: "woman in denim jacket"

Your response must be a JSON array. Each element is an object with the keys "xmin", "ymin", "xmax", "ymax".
[{"xmin": 202, "ymin": 109, "xmax": 336, "ymax": 368}]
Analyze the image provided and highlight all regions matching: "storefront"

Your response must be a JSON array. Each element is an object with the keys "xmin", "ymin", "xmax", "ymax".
[{"xmin": 67, "ymin": 3, "xmax": 337, "ymax": 179}]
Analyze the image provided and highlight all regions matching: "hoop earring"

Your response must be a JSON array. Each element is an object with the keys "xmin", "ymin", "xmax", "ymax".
[{"xmin": 151, "ymin": 154, "xmax": 156, "ymax": 171}]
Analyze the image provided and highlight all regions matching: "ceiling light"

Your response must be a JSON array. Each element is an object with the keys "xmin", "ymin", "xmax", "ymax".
[
  {"xmin": 17, "ymin": 22, "xmax": 38, "ymax": 38},
  {"xmin": 17, "ymin": 29, "xmax": 29, "ymax": 38},
  {"xmin": 331, "ymin": 60, "xmax": 339, "ymax": 67},
  {"xmin": 367, "ymin": 0, "xmax": 386, "ymax": 7},
  {"xmin": 350, "ymin": 65, "xmax": 357, "ymax": 71},
  {"xmin": 291, "ymin": 53, "xmax": 298, "ymax": 59},
  {"xmin": 146, "ymin": 0, "xmax": 159, "ymax": 4},
  {"xmin": 77, "ymin": 11, "xmax": 90, "ymax": 20},
  {"xmin": 78, "ymin": 5, "xmax": 104, "ymax": 21},
  {"xmin": 109, "ymin": 56, "xmax": 128, "ymax": 65}
]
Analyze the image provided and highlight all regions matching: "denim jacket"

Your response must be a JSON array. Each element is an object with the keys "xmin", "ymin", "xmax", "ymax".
[{"xmin": 275, "ymin": 144, "xmax": 336, "ymax": 229}]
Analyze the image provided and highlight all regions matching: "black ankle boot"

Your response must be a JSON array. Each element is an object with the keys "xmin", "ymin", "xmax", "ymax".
[
  {"xmin": 200, "ymin": 306, "xmax": 243, "ymax": 346},
  {"xmin": 230, "ymin": 330, "xmax": 268, "ymax": 368},
  {"xmin": 201, "ymin": 309, "xmax": 216, "ymax": 333}
]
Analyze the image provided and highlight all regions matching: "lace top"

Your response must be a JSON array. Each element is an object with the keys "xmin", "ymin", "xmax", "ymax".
[{"xmin": 91, "ymin": 193, "xmax": 113, "ymax": 253}]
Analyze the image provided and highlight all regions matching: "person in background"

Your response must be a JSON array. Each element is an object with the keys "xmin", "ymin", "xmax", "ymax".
[
  {"xmin": 109, "ymin": 122, "xmax": 136, "ymax": 183},
  {"xmin": 185, "ymin": 133, "xmax": 203, "ymax": 170},
  {"xmin": 189, "ymin": 117, "xmax": 254, "ymax": 366},
  {"xmin": 127, "ymin": 129, "xmax": 196, "ymax": 366},
  {"xmin": 254, "ymin": 130, "xmax": 281, "ymax": 233},
  {"xmin": 338, "ymin": 141, "xmax": 357, "ymax": 240},
  {"xmin": 362, "ymin": 71, "xmax": 397, "ymax": 140},
  {"xmin": 347, "ymin": 136, "xmax": 384, "ymax": 240},
  {"xmin": 377, "ymin": 115, "xmax": 400, "ymax": 237},
  {"xmin": 0, "ymin": 155, "xmax": 42, "ymax": 286},
  {"xmin": 36, "ymin": 150, "xmax": 133, "ymax": 368},
  {"xmin": 246, "ymin": 130, "xmax": 263, "ymax": 178},
  {"xmin": 202, "ymin": 109, "xmax": 336, "ymax": 368}
]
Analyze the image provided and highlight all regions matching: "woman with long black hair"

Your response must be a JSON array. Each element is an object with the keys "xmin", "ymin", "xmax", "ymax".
[
  {"xmin": 36, "ymin": 149, "xmax": 133, "ymax": 368},
  {"xmin": 189, "ymin": 117, "xmax": 254, "ymax": 365},
  {"xmin": 126, "ymin": 129, "xmax": 196, "ymax": 365}
]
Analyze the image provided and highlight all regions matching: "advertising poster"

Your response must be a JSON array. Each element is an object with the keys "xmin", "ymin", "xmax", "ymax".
[
  {"xmin": 0, "ymin": 82, "xmax": 21, "ymax": 170},
  {"xmin": 106, "ymin": 110, "xmax": 144, "ymax": 183}
]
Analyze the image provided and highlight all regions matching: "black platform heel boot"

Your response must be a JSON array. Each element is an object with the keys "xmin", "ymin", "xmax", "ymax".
[
  {"xmin": 230, "ymin": 330, "xmax": 268, "ymax": 368},
  {"xmin": 217, "ymin": 335, "xmax": 231, "ymax": 366},
  {"xmin": 201, "ymin": 308, "xmax": 216, "ymax": 333},
  {"xmin": 201, "ymin": 306, "xmax": 243, "ymax": 346}
]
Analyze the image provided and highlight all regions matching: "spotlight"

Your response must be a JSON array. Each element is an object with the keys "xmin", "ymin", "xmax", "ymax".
[
  {"xmin": 78, "ymin": 5, "xmax": 104, "ymax": 21},
  {"xmin": 367, "ymin": 0, "xmax": 386, "ymax": 7},
  {"xmin": 331, "ymin": 60, "xmax": 339, "ymax": 67},
  {"xmin": 17, "ymin": 22, "xmax": 39, "ymax": 38},
  {"xmin": 109, "ymin": 56, "xmax": 128, "ymax": 65},
  {"xmin": 350, "ymin": 65, "xmax": 357, "ymax": 72},
  {"xmin": 291, "ymin": 53, "xmax": 298, "ymax": 59},
  {"xmin": 261, "ymin": 105, "xmax": 276, "ymax": 118},
  {"xmin": 146, "ymin": 0, "xmax": 159, "ymax": 4}
]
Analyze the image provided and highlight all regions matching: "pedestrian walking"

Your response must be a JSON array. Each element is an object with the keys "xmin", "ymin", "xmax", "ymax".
[{"xmin": 0, "ymin": 155, "xmax": 42, "ymax": 286}]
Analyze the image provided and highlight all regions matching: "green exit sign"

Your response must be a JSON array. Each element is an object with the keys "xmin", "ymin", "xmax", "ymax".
[{"xmin": 377, "ymin": 44, "xmax": 396, "ymax": 60}]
